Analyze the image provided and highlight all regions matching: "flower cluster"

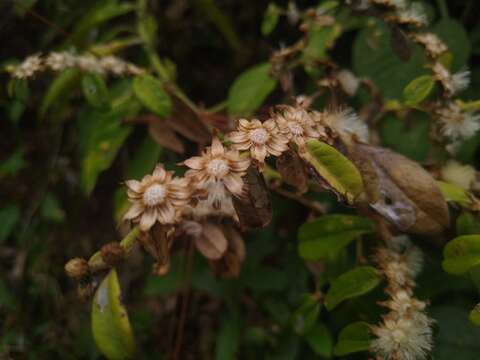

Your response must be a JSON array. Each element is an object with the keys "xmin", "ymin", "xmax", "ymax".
[
  {"xmin": 371, "ymin": 237, "xmax": 434, "ymax": 360},
  {"xmin": 9, "ymin": 51, "xmax": 145, "ymax": 78},
  {"xmin": 435, "ymin": 101, "xmax": 480, "ymax": 142}
]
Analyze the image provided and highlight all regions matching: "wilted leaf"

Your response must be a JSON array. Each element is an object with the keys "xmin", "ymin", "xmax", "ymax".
[
  {"xmin": 227, "ymin": 63, "xmax": 277, "ymax": 116},
  {"xmin": 351, "ymin": 143, "xmax": 449, "ymax": 237},
  {"xmin": 148, "ymin": 117, "xmax": 185, "ymax": 153},
  {"xmin": 334, "ymin": 322, "xmax": 372, "ymax": 356},
  {"xmin": 92, "ymin": 269, "xmax": 135, "ymax": 360},
  {"xmin": 325, "ymin": 266, "xmax": 381, "ymax": 310},
  {"xmin": 298, "ymin": 214, "xmax": 374, "ymax": 260},
  {"xmin": 442, "ymin": 235, "xmax": 480, "ymax": 274},
  {"xmin": 305, "ymin": 323, "xmax": 333, "ymax": 357},
  {"xmin": 276, "ymin": 149, "xmax": 309, "ymax": 193},
  {"xmin": 302, "ymin": 139, "xmax": 363, "ymax": 204},
  {"xmin": 403, "ymin": 75, "xmax": 435, "ymax": 106},
  {"xmin": 390, "ymin": 25, "xmax": 412, "ymax": 62},
  {"xmin": 0, "ymin": 205, "xmax": 20, "ymax": 244},
  {"xmin": 133, "ymin": 75, "xmax": 171, "ymax": 117},
  {"xmin": 233, "ymin": 166, "xmax": 272, "ymax": 229},
  {"xmin": 261, "ymin": 3, "xmax": 280, "ymax": 35},
  {"xmin": 195, "ymin": 223, "xmax": 228, "ymax": 260},
  {"xmin": 82, "ymin": 74, "xmax": 110, "ymax": 109}
]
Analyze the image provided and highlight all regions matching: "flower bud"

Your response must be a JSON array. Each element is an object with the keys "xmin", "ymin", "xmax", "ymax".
[
  {"xmin": 100, "ymin": 242, "xmax": 125, "ymax": 266},
  {"xmin": 65, "ymin": 257, "xmax": 89, "ymax": 279}
]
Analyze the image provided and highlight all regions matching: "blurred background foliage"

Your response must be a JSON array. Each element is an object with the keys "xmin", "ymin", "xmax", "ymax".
[{"xmin": 1, "ymin": 0, "xmax": 480, "ymax": 359}]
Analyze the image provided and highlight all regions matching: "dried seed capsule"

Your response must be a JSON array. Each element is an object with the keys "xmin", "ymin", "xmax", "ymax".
[{"xmin": 65, "ymin": 257, "xmax": 89, "ymax": 279}]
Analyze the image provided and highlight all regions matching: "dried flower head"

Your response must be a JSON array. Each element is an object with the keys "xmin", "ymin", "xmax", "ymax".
[
  {"xmin": 184, "ymin": 137, "xmax": 250, "ymax": 197},
  {"xmin": 431, "ymin": 62, "xmax": 470, "ymax": 96},
  {"xmin": 436, "ymin": 102, "xmax": 480, "ymax": 141},
  {"xmin": 388, "ymin": 3, "xmax": 428, "ymax": 27},
  {"xmin": 372, "ymin": 0, "xmax": 406, "ymax": 10},
  {"xmin": 412, "ymin": 32, "xmax": 447, "ymax": 58},
  {"xmin": 45, "ymin": 51, "xmax": 77, "ymax": 71},
  {"xmin": 11, "ymin": 54, "xmax": 43, "ymax": 78},
  {"xmin": 274, "ymin": 105, "xmax": 321, "ymax": 148},
  {"xmin": 371, "ymin": 313, "xmax": 433, "ymax": 360},
  {"xmin": 187, "ymin": 181, "xmax": 238, "ymax": 220},
  {"xmin": 123, "ymin": 165, "xmax": 191, "ymax": 231},
  {"xmin": 315, "ymin": 108, "xmax": 368, "ymax": 142},
  {"xmin": 226, "ymin": 118, "xmax": 289, "ymax": 164}
]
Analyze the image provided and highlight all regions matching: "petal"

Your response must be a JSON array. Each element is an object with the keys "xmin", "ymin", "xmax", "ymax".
[
  {"xmin": 226, "ymin": 131, "xmax": 249, "ymax": 144},
  {"xmin": 223, "ymin": 173, "xmax": 244, "ymax": 196},
  {"xmin": 184, "ymin": 156, "xmax": 206, "ymax": 170},
  {"xmin": 251, "ymin": 119, "xmax": 262, "ymax": 127},
  {"xmin": 123, "ymin": 202, "xmax": 143, "ymax": 220},
  {"xmin": 127, "ymin": 189, "xmax": 142, "ymax": 200},
  {"xmin": 157, "ymin": 203, "xmax": 176, "ymax": 224},
  {"xmin": 139, "ymin": 209, "xmax": 157, "ymax": 231},
  {"xmin": 263, "ymin": 119, "xmax": 277, "ymax": 131},
  {"xmin": 152, "ymin": 164, "xmax": 166, "ymax": 181},
  {"xmin": 251, "ymin": 145, "xmax": 267, "ymax": 162},
  {"xmin": 238, "ymin": 119, "xmax": 251, "ymax": 130},
  {"xmin": 210, "ymin": 137, "xmax": 225, "ymax": 156},
  {"xmin": 125, "ymin": 180, "xmax": 142, "ymax": 193},
  {"xmin": 230, "ymin": 158, "xmax": 251, "ymax": 173}
]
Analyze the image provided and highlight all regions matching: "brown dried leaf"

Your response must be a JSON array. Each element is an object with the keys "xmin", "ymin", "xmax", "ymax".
[
  {"xmin": 276, "ymin": 149, "xmax": 309, "ymax": 193},
  {"xmin": 148, "ymin": 118, "xmax": 185, "ymax": 153},
  {"xmin": 195, "ymin": 222, "xmax": 228, "ymax": 260},
  {"xmin": 233, "ymin": 166, "xmax": 272, "ymax": 229},
  {"xmin": 351, "ymin": 143, "xmax": 450, "ymax": 237},
  {"xmin": 390, "ymin": 25, "xmax": 412, "ymax": 62}
]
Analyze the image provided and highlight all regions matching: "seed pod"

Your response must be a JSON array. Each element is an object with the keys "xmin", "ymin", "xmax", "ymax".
[
  {"xmin": 65, "ymin": 257, "xmax": 89, "ymax": 279},
  {"xmin": 100, "ymin": 242, "xmax": 125, "ymax": 266},
  {"xmin": 350, "ymin": 143, "xmax": 450, "ymax": 238},
  {"xmin": 233, "ymin": 166, "xmax": 272, "ymax": 229}
]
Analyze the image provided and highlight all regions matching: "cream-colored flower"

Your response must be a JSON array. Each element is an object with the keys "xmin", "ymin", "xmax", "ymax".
[
  {"xmin": 315, "ymin": 108, "xmax": 368, "ymax": 142},
  {"xmin": 372, "ymin": 0, "xmax": 406, "ymax": 10},
  {"xmin": 387, "ymin": 3, "xmax": 428, "ymax": 27},
  {"xmin": 431, "ymin": 62, "xmax": 470, "ymax": 97},
  {"xmin": 412, "ymin": 33, "xmax": 447, "ymax": 58},
  {"xmin": 274, "ymin": 105, "xmax": 321, "ymax": 148},
  {"xmin": 226, "ymin": 118, "xmax": 289, "ymax": 163},
  {"xmin": 12, "ymin": 54, "xmax": 43, "ymax": 78},
  {"xmin": 436, "ymin": 102, "xmax": 480, "ymax": 140},
  {"xmin": 184, "ymin": 137, "xmax": 250, "ymax": 197},
  {"xmin": 123, "ymin": 165, "xmax": 191, "ymax": 231},
  {"xmin": 45, "ymin": 51, "xmax": 76, "ymax": 71}
]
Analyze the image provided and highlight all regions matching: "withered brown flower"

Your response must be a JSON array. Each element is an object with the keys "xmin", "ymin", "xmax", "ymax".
[
  {"xmin": 273, "ymin": 105, "xmax": 320, "ymax": 148},
  {"xmin": 123, "ymin": 165, "xmax": 191, "ymax": 231},
  {"xmin": 226, "ymin": 118, "xmax": 289, "ymax": 163},
  {"xmin": 184, "ymin": 137, "xmax": 250, "ymax": 197}
]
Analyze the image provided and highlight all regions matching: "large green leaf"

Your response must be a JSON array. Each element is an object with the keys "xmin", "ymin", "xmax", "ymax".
[
  {"xmin": 298, "ymin": 214, "xmax": 374, "ymax": 260},
  {"xmin": 39, "ymin": 69, "xmax": 81, "ymax": 118},
  {"xmin": 442, "ymin": 235, "xmax": 480, "ymax": 275},
  {"xmin": 133, "ymin": 75, "xmax": 171, "ymax": 117},
  {"xmin": 92, "ymin": 269, "xmax": 135, "ymax": 360},
  {"xmin": 353, "ymin": 20, "xmax": 427, "ymax": 99},
  {"xmin": 325, "ymin": 266, "xmax": 381, "ymax": 311},
  {"xmin": 334, "ymin": 322, "xmax": 372, "ymax": 356},
  {"xmin": 432, "ymin": 19, "xmax": 470, "ymax": 72},
  {"xmin": 227, "ymin": 63, "xmax": 277, "ymax": 116},
  {"xmin": 303, "ymin": 140, "xmax": 364, "ymax": 204}
]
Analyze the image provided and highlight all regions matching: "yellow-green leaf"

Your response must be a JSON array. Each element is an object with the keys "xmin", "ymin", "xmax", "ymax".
[
  {"xmin": 442, "ymin": 235, "xmax": 480, "ymax": 274},
  {"xmin": 469, "ymin": 304, "xmax": 480, "ymax": 326},
  {"xmin": 334, "ymin": 322, "xmax": 372, "ymax": 356},
  {"xmin": 437, "ymin": 180, "xmax": 472, "ymax": 208},
  {"xmin": 92, "ymin": 269, "xmax": 135, "ymax": 360},
  {"xmin": 303, "ymin": 140, "xmax": 364, "ymax": 204},
  {"xmin": 133, "ymin": 75, "xmax": 171, "ymax": 117},
  {"xmin": 403, "ymin": 75, "xmax": 435, "ymax": 106},
  {"xmin": 325, "ymin": 266, "xmax": 380, "ymax": 310},
  {"xmin": 261, "ymin": 3, "xmax": 280, "ymax": 36}
]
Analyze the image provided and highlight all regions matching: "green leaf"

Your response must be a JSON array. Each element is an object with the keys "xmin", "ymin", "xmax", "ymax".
[
  {"xmin": 0, "ymin": 279, "xmax": 16, "ymax": 310},
  {"xmin": 298, "ymin": 214, "xmax": 374, "ymax": 260},
  {"xmin": 227, "ymin": 63, "xmax": 277, "ymax": 116},
  {"xmin": 302, "ymin": 25, "xmax": 341, "ymax": 73},
  {"xmin": 353, "ymin": 20, "xmax": 427, "ymax": 99},
  {"xmin": 40, "ymin": 192, "xmax": 65, "ymax": 223},
  {"xmin": 292, "ymin": 294, "xmax": 321, "ymax": 335},
  {"xmin": 442, "ymin": 235, "xmax": 480, "ymax": 274},
  {"xmin": 334, "ymin": 322, "xmax": 372, "ymax": 356},
  {"xmin": 303, "ymin": 140, "xmax": 364, "ymax": 204},
  {"xmin": 433, "ymin": 19, "xmax": 470, "ymax": 72},
  {"xmin": 40, "ymin": 69, "xmax": 81, "ymax": 118},
  {"xmin": 261, "ymin": 3, "xmax": 280, "ymax": 36},
  {"xmin": 325, "ymin": 266, "xmax": 381, "ymax": 311},
  {"xmin": 215, "ymin": 311, "xmax": 240, "ymax": 360},
  {"xmin": 92, "ymin": 269, "xmax": 135, "ymax": 360},
  {"xmin": 305, "ymin": 323, "xmax": 333, "ymax": 358},
  {"xmin": 133, "ymin": 75, "xmax": 171, "ymax": 117},
  {"xmin": 7, "ymin": 79, "xmax": 29, "ymax": 123},
  {"xmin": 0, "ymin": 147, "xmax": 27, "ymax": 178},
  {"xmin": 437, "ymin": 181, "xmax": 472, "ymax": 208},
  {"xmin": 456, "ymin": 212, "xmax": 480, "ymax": 236},
  {"xmin": 0, "ymin": 205, "xmax": 20, "ymax": 244},
  {"xmin": 403, "ymin": 75, "xmax": 435, "ymax": 106},
  {"xmin": 431, "ymin": 306, "xmax": 480, "ymax": 359},
  {"xmin": 469, "ymin": 305, "xmax": 480, "ymax": 326},
  {"xmin": 82, "ymin": 74, "xmax": 110, "ymax": 109}
]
